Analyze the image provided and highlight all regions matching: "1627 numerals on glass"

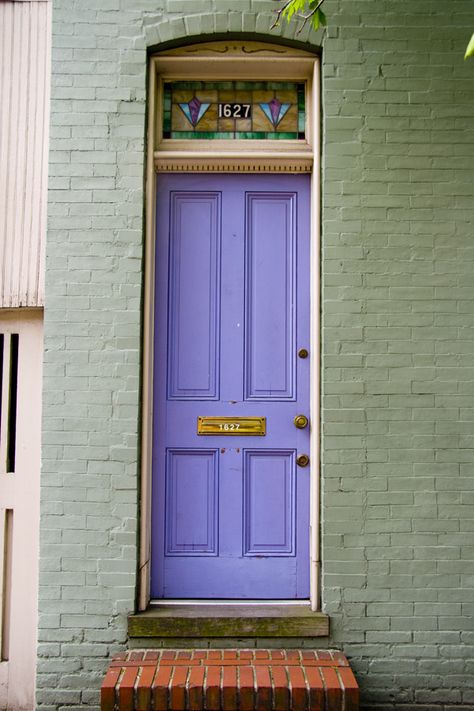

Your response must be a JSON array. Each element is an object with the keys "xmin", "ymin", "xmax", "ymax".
[{"xmin": 218, "ymin": 103, "xmax": 252, "ymax": 119}]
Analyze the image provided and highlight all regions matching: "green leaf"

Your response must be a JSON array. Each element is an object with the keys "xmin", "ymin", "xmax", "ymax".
[
  {"xmin": 282, "ymin": 0, "xmax": 306, "ymax": 23},
  {"xmin": 278, "ymin": 0, "xmax": 327, "ymax": 32},
  {"xmin": 316, "ymin": 9, "xmax": 327, "ymax": 27},
  {"xmin": 308, "ymin": 7, "xmax": 326, "ymax": 30},
  {"xmin": 465, "ymin": 32, "xmax": 474, "ymax": 59}
]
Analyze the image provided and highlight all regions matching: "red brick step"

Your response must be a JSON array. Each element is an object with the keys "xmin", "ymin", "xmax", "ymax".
[{"xmin": 101, "ymin": 649, "xmax": 359, "ymax": 711}]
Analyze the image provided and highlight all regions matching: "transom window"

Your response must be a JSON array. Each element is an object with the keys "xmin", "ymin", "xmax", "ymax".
[{"xmin": 163, "ymin": 81, "xmax": 306, "ymax": 140}]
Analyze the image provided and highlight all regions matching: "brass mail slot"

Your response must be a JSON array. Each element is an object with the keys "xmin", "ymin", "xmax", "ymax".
[{"xmin": 197, "ymin": 416, "xmax": 266, "ymax": 436}]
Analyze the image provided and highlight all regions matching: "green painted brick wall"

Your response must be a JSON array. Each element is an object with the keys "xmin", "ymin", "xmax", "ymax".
[
  {"xmin": 321, "ymin": 3, "xmax": 474, "ymax": 708},
  {"xmin": 40, "ymin": 0, "xmax": 474, "ymax": 708}
]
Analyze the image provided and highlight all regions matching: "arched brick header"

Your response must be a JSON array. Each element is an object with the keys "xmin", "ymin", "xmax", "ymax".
[{"xmin": 142, "ymin": 6, "xmax": 324, "ymax": 52}]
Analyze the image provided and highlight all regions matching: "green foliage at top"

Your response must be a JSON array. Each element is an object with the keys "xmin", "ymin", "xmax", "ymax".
[
  {"xmin": 281, "ymin": 0, "xmax": 326, "ymax": 30},
  {"xmin": 465, "ymin": 33, "xmax": 474, "ymax": 59},
  {"xmin": 275, "ymin": 0, "xmax": 473, "ymax": 57},
  {"xmin": 272, "ymin": 0, "xmax": 327, "ymax": 33}
]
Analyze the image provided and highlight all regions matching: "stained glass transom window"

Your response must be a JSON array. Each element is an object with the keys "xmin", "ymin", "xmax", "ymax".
[{"xmin": 163, "ymin": 82, "xmax": 306, "ymax": 140}]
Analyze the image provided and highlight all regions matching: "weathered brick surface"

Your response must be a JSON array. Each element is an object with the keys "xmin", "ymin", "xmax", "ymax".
[
  {"xmin": 320, "ymin": 3, "xmax": 474, "ymax": 709},
  {"xmin": 100, "ymin": 649, "xmax": 358, "ymax": 711},
  {"xmin": 40, "ymin": 0, "xmax": 474, "ymax": 708}
]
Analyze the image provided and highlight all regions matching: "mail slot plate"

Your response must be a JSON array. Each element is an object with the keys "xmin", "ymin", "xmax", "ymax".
[{"xmin": 197, "ymin": 416, "xmax": 266, "ymax": 436}]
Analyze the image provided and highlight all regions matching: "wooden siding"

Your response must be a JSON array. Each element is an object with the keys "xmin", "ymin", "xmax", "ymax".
[{"xmin": 0, "ymin": 1, "xmax": 51, "ymax": 308}]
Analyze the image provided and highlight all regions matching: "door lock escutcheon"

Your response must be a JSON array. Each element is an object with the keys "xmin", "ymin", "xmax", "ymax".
[
  {"xmin": 297, "ymin": 454, "xmax": 310, "ymax": 467},
  {"xmin": 294, "ymin": 414, "xmax": 309, "ymax": 429}
]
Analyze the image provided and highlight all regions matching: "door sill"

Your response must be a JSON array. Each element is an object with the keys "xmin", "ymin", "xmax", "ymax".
[
  {"xmin": 149, "ymin": 599, "xmax": 310, "ymax": 606},
  {"xmin": 128, "ymin": 602, "xmax": 329, "ymax": 642}
]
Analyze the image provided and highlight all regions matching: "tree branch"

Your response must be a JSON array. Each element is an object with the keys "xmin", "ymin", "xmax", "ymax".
[
  {"xmin": 272, "ymin": 0, "xmax": 328, "ymax": 34},
  {"xmin": 295, "ymin": 0, "xmax": 327, "ymax": 34},
  {"xmin": 271, "ymin": 0, "xmax": 297, "ymax": 30}
]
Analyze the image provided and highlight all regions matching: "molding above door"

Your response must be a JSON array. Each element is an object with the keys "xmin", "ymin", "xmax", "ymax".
[{"xmin": 154, "ymin": 151, "xmax": 313, "ymax": 173}]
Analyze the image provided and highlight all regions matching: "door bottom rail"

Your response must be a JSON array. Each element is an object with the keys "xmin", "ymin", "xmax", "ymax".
[{"xmin": 101, "ymin": 648, "xmax": 359, "ymax": 710}]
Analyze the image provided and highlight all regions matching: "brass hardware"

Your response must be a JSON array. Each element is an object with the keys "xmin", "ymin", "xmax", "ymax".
[
  {"xmin": 294, "ymin": 414, "xmax": 309, "ymax": 429},
  {"xmin": 297, "ymin": 454, "xmax": 310, "ymax": 467},
  {"xmin": 198, "ymin": 416, "xmax": 266, "ymax": 436},
  {"xmin": 298, "ymin": 348, "xmax": 309, "ymax": 359}
]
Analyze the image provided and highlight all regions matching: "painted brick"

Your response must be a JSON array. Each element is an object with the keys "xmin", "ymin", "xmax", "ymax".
[{"xmin": 40, "ymin": 0, "xmax": 474, "ymax": 709}]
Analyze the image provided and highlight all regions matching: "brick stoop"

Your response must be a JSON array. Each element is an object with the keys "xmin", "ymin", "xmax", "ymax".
[{"xmin": 101, "ymin": 649, "xmax": 359, "ymax": 711}]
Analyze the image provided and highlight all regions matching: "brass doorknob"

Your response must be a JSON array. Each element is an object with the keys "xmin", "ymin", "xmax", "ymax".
[
  {"xmin": 297, "ymin": 454, "xmax": 310, "ymax": 467},
  {"xmin": 294, "ymin": 414, "xmax": 309, "ymax": 429}
]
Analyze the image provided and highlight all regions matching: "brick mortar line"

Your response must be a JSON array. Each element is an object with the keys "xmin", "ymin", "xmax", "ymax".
[
  {"xmin": 110, "ymin": 659, "xmax": 348, "ymax": 669},
  {"xmin": 120, "ymin": 650, "xmax": 345, "ymax": 662}
]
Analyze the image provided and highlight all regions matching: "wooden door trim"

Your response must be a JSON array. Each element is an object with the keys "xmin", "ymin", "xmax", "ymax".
[
  {"xmin": 140, "ymin": 42, "xmax": 321, "ymax": 612},
  {"xmin": 154, "ymin": 151, "xmax": 313, "ymax": 174},
  {"xmin": 0, "ymin": 310, "xmax": 43, "ymax": 709}
]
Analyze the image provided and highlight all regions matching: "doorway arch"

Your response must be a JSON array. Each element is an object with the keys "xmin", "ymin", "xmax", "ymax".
[{"xmin": 140, "ymin": 38, "xmax": 321, "ymax": 611}]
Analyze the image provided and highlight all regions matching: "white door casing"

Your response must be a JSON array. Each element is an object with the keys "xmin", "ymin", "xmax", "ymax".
[
  {"xmin": 0, "ymin": 311, "xmax": 43, "ymax": 711},
  {"xmin": 140, "ymin": 42, "xmax": 321, "ymax": 610}
]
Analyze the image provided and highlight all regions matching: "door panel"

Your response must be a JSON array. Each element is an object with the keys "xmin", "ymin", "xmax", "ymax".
[
  {"xmin": 243, "ymin": 450, "xmax": 295, "ymax": 556},
  {"xmin": 167, "ymin": 192, "xmax": 221, "ymax": 400},
  {"xmin": 152, "ymin": 173, "xmax": 310, "ymax": 599},
  {"xmin": 245, "ymin": 192, "xmax": 296, "ymax": 400},
  {"xmin": 165, "ymin": 449, "xmax": 218, "ymax": 556}
]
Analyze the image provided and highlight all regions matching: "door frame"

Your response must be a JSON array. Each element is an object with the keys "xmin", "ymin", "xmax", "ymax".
[
  {"xmin": 140, "ymin": 40, "xmax": 321, "ymax": 610},
  {"xmin": 0, "ymin": 309, "xmax": 43, "ymax": 710}
]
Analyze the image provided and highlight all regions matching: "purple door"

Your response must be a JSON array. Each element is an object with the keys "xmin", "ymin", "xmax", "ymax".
[{"xmin": 152, "ymin": 173, "xmax": 310, "ymax": 598}]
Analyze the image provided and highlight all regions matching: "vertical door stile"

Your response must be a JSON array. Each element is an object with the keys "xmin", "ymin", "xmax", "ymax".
[
  {"xmin": 6, "ymin": 334, "xmax": 18, "ymax": 475},
  {"xmin": 0, "ymin": 335, "xmax": 11, "ymax": 473},
  {"xmin": 1, "ymin": 509, "xmax": 13, "ymax": 662},
  {"xmin": 310, "ymin": 58, "xmax": 321, "ymax": 610},
  {"xmin": 0, "ymin": 331, "xmax": 6, "ymax": 700},
  {"xmin": 0, "ymin": 507, "xmax": 5, "ymax": 659}
]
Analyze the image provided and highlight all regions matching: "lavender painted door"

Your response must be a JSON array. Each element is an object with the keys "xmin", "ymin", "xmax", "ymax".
[{"xmin": 152, "ymin": 174, "xmax": 310, "ymax": 598}]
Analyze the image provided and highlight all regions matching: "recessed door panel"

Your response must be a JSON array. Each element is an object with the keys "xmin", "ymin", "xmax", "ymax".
[
  {"xmin": 245, "ymin": 193, "xmax": 296, "ymax": 401},
  {"xmin": 165, "ymin": 449, "xmax": 218, "ymax": 556},
  {"xmin": 167, "ymin": 192, "xmax": 221, "ymax": 400},
  {"xmin": 243, "ymin": 450, "xmax": 295, "ymax": 556},
  {"xmin": 152, "ymin": 174, "xmax": 310, "ymax": 599}
]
